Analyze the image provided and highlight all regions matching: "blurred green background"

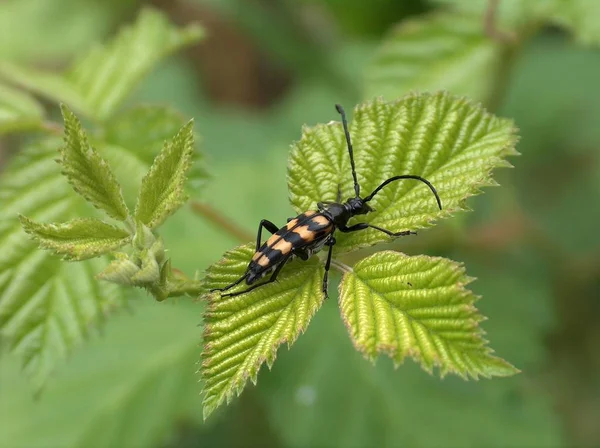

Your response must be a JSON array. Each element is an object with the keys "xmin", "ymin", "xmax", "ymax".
[{"xmin": 1, "ymin": 0, "xmax": 599, "ymax": 447}]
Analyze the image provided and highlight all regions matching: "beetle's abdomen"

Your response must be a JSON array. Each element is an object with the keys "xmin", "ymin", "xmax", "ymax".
[{"xmin": 246, "ymin": 211, "xmax": 334, "ymax": 284}]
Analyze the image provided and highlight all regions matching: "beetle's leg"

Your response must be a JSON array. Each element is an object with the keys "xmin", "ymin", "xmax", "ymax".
[
  {"xmin": 257, "ymin": 219, "xmax": 280, "ymax": 251},
  {"xmin": 212, "ymin": 219, "xmax": 280, "ymax": 294},
  {"xmin": 294, "ymin": 248, "xmax": 310, "ymax": 261},
  {"xmin": 321, "ymin": 235, "xmax": 336, "ymax": 298},
  {"xmin": 338, "ymin": 222, "xmax": 416, "ymax": 237},
  {"xmin": 336, "ymin": 185, "xmax": 342, "ymax": 202},
  {"xmin": 221, "ymin": 255, "xmax": 291, "ymax": 298},
  {"xmin": 210, "ymin": 273, "xmax": 248, "ymax": 293}
]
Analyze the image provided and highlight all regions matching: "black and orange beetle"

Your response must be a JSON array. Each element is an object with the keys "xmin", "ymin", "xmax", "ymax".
[{"xmin": 213, "ymin": 104, "xmax": 443, "ymax": 297}]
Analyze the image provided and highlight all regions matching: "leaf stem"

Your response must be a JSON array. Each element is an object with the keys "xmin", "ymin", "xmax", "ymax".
[
  {"xmin": 189, "ymin": 201, "xmax": 253, "ymax": 243},
  {"xmin": 483, "ymin": 0, "xmax": 516, "ymax": 44},
  {"xmin": 166, "ymin": 279, "xmax": 205, "ymax": 298},
  {"xmin": 40, "ymin": 120, "xmax": 64, "ymax": 135},
  {"xmin": 331, "ymin": 258, "xmax": 353, "ymax": 274}
]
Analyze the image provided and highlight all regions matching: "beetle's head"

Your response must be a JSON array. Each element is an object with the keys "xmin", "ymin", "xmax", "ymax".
[{"xmin": 346, "ymin": 197, "xmax": 373, "ymax": 216}]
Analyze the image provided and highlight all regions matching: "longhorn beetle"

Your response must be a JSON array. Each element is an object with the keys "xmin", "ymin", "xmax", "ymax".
[{"xmin": 212, "ymin": 104, "xmax": 443, "ymax": 298}]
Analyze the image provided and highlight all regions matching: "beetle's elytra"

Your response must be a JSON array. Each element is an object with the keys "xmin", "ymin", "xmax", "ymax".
[{"xmin": 212, "ymin": 104, "xmax": 442, "ymax": 298}]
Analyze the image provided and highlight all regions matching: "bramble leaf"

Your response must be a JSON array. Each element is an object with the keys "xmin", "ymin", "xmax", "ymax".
[
  {"xmin": 103, "ymin": 105, "xmax": 207, "ymax": 197},
  {"xmin": 288, "ymin": 93, "xmax": 518, "ymax": 253},
  {"xmin": 0, "ymin": 300, "xmax": 203, "ymax": 448},
  {"xmin": 19, "ymin": 216, "xmax": 131, "ymax": 261},
  {"xmin": 96, "ymin": 253, "xmax": 141, "ymax": 286},
  {"xmin": 549, "ymin": 0, "xmax": 600, "ymax": 46},
  {"xmin": 201, "ymin": 243, "xmax": 325, "ymax": 419},
  {"xmin": 0, "ymin": 139, "xmax": 126, "ymax": 388},
  {"xmin": 365, "ymin": 12, "xmax": 502, "ymax": 103},
  {"xmin": 60, "ymin": 105, "xmax": 129, "ymax": 221},
  {"xmin": 0, "ymin": 8, "xmax": 203, "ymax": 120},
  {"xmin": 431, "ymin": 0, "xmax": 600, "ymax": 46},
  {"xmin": 339, "ymin": 251, "xmax": 518, "ymax": 378},
  {"xmin": 0, "ymin": 82, "xmax": 44, "ymax": 133},
  {"xmin": 135, "ymin": 120, "xmax": 195, "ymax": 229},
  {"xmin": 430, "ymin": 0, "xmax": 554, "ymax": 31},
  {"xmin": 261, "ymin": 303, "xmax": 559, "ymax": 448}
]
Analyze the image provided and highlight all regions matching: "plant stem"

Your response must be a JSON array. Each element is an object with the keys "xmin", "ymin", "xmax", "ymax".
[
  {"xmin": 331, "ymin": 258, "xmax": 352, "ymax": 274},
  {"xmin": 40, "ymin": 120, "xmax": 63, "ymax": 135},
  {"xmin": 484, "ymin": 0, "xmax": 516, "ymax": 44},
  {"xmin": 189, "ymin": 201, "xmax": 254, "ymax": 243}
]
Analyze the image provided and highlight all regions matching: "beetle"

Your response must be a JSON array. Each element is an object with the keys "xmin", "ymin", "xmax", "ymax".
[{"xmin": 212, "ymin": 104, "xmax": 442, "ymax": 298}]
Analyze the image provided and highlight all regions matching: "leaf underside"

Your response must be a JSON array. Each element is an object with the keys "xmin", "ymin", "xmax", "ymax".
[
  {"xmin": 103, "ymin": 105, "xmax": 207, "ymax": 196},
  {"xmin": 19, "ymin": 216, "xmax": 131, "ymax": 261},
  {"xmin": 201, "ymin": 243, "xmax": 325, "ymax": 419},
  {"xmin": 287, "ymin": 92, "xmax": 519, "ymax": 253},
  {"xmin": 60, "ymin": 105, "xmax": 129, "ymax": 221},
  {"xmin": 135, "ymin": 120, "xmax": 195, "ymax": 229},
  {"xmin": 339, "ymin": 251, "xmax": 518, "ymax": 378}
]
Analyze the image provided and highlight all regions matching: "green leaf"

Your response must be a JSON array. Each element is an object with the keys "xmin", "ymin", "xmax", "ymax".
[
  {"xmin": 0, "ymin": 8, "xmax": 203, "ymax": 120},
  {"xmin": 0, "ymin": 299, "xmax": 203, "ymax": 448},
  {"xmin": 130, "ymin": 249, "xmax": 161, "ymax": 284},
  {"xmin": 549, "ymin": 0, "xmax": 600, "ymax": 46},
  {"xmin": 364, "ymin": 12, "xmax": 502, "ymax": 103},
  {"xmin": 261, "ymin": 303, "xmax": 561, "ymax": 448},
  {"xmin": 100, "ymin": 106, "xmax": 207, "ymax": 210},
  {"xmin": 68, "ymin": 8, "xmax": 203, "ymax": 120},
  {"xmin": 60, "ymin": 105, "xmax": 129, "ymax": 221},
  {"xmin": 19, "ymin": 216, "xmax": 131, "ymax": 261},
  {"xmin": 201, "ymin": 243, "xmax": 325, "ymax": 419},
  {"xmin": 0, "ymin": 0, "xmax": 138, "ymax": 63},
  {"xmin": 339, "ymin": 251, "xmax": 517, "ymax": 378},
  {"xmin": 287, "ymin": 93, "xmax": 519, "ymax": 253},
  {"xmin": 96, "ymin": 253, "xmax": 141, "ymax": 286},
  {"xmin": 430, "ymin": 0, "xmax": 555, "ymax": 31},
  {"xmin": 135, "ymin": 120, "xmax": 195, "ymax": 229},
  {"xmin": 431, "ymin": 0, "xmax": 600, "ymax": 46},
  {"xmin": 0, "ymin": 82, "xmax": 44, "ymax": 133},
  {"xmin": 0, "ymin": 139, "xmax": 126, "ymax": 388}
]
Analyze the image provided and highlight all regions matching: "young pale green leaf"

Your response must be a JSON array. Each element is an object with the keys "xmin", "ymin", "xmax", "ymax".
[
  {"xmin": 60, "ymin": 105, "xmax": 129, "ymax": 221},
  {"xmin": 0, "ymin": 139, "xmax": 126, "ymax": 388},
  {"xmin": 201, "ymin": 243, "xmax": 325, "ymax": 419},
  {"xmin": 19, "ymin": 216, "xmax": 131, "ymax": 261},
  {"xmin": 339, "ymin": 251, "xmax": 518, "ymax": 378},
  {"xmin": 134, "ymin": 121, "xmax": 195, "ymax": 229},
  {"xmin": 0, "ymin": 82, "xmax": 45, "ymax": 133},
  {"xmin": 103, "ymin": 105, "xmax": 207, "ymax": 196},
  {"xmin": 0, "ymin": 8, "xmax": 203, "ymax": 120},
  {"xmin": 130, "ymin": 249, "xmax": 161, "ymax": 284},
  {"xmin": 96, "ymin": 253, "xmax": 141, "ymax": 286},
  {"xmin": 364, "ymin": 12, "xmax": 502, "ymax": 103},
  {"xmin": 287, "ymin": 93, "xmax": 519, "ymax": 253}
]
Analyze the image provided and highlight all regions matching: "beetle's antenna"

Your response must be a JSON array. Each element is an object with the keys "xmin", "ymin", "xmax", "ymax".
[
  {"xmin": 335, "ymin": 104, "xmax": 360, "ymax": 198},
  {"xmin": 363, "ymin": 175, "xmax": 442, "ymax": 210}
]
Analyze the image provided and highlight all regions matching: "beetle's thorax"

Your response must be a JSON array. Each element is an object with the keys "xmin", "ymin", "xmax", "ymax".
[{"xmin": 322, "ymin": 197, "xmax": 373, "ymax": 226}]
